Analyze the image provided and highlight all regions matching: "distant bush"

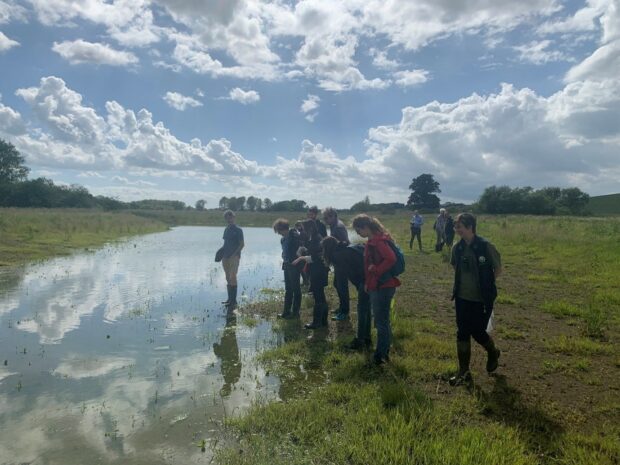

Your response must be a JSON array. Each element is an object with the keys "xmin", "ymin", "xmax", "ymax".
[{"xmin": 476, "ymin": 185, "xmax": 589, "ymax": 215}]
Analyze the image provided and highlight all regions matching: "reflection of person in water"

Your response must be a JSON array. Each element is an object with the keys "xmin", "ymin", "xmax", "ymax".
[{"xmin": 213, "ymin": 312, "xmax": 241, "ymax": 396}]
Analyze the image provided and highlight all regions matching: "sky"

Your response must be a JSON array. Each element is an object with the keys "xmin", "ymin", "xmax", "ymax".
[{"xmin": 0, "ymin": 0, "xmax": 618, "ymax": 208}]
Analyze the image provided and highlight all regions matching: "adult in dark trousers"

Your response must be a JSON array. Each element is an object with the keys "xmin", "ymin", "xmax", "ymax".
[
  {"xmin": 322, "ymin": 236, "xmax": 371, "ymax": 350},
  {"xmin": 323, "ymin": 207, "xmax": 351, "ymax": 321},
  {"xmin": 273, "ymin": 218, "xmax": 303, "ymax": 319},
  {"xmin": 352, "ymin": 214, "xmax": 401, "ymax": 365},
  {"xmin": 293, "ymin": 219, "xmax": 329, "ymax": 329},
  {"xmin": 294, "ymin": 221, "xmax": 310, "ymax": 287},
  {"xmin": 409, "ymin": 210, "xmax": 424, "ymax": 251},
  {"xmin": 449, "ymin": 213, "xmax": 502, "ymax": 386},
  {"xmin": 444, "ymin": 212, "xmax": 455, "ymax": 248},
  {"xmin": 220, "ymin": 210, "xmax": 244, "ymax": 309},
  {"xmin": 433, "ymin": 208, "xmax": 447, "ymax": 252}
]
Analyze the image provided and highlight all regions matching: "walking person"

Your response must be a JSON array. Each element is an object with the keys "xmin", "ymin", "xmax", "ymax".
[
  {"xmin": 449, "ymin": 213, "xmax": 502, "ymax": 386},
  {"xmin": 273, "ymin": 218, "xmax": 303, "ymax": 319},
  {"xmin": 433, "ymin": 208, "xmax": 448, "ymax": 252},
  {"xmin": 220, "ymin": 210, "xmax": 244, "ymax": 309},
  {"xmin": 293, "ymin": 219, "xmax": 330, "ymax": 329},
  {"xmin": 409, "ymin": 210, "xmax": 424, "ymax": 251},
  {"xmin": 352, "ymin": 214, "xmax": 401, "ymax": 365},
  {"xmin": 323, "ymin": 207, "xmax": 351, "ymax": 321}
]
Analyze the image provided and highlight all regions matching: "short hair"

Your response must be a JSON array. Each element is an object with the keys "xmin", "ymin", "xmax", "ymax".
[
  {"xmin": 301, "ymin": 219, "xmax": 318, "ymax": 237},
  {"xmin": 455, "ymin": 213, "xmax": 476, "ymax": 233},
  {"xmin": 223, "ymin": 210, "xmax": 235, "ymax": 218},
  {"xmin": 294, "ymin": 221, "xmax": 303, "ymax": 229},
  {"xmin": 323, "ymin": 207, "xmax": 337, "ymax": 219},
  {"xmin": 308, "ymin": 205, "xmax": 320, "ymax": 214},
  {"xmin": 272, "ymin": 218, "xmax": 289, "ymax": 233},
  {"xmin": 440, "ymin": 208, "xmax": 446, "ymax": 213}
]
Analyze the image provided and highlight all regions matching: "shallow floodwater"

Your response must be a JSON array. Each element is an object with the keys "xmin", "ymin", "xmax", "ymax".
[{"xmin": 0, "ymin": 226, "xmax": 285, "ymax": 464}]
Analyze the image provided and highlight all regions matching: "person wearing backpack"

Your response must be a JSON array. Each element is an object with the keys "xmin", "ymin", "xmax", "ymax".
[
  {"xmin": 449, "ymin": 213, "xmax": 502, "ymax": 386},
  {"xmin": 321, "ymin": 236, "xmax": 371, "ymax": 350},
  {"xmin": 351, "ymin": 214, "xmax": 402, "ymax": 365}
]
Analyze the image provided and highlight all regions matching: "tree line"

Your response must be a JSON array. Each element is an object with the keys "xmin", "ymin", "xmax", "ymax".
[{"xmin": 1, "ymin": 138, "xmax": 592, "ymax": 215}]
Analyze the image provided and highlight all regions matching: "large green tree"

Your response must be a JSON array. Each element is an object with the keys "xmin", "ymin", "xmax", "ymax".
[
  {"xmin": 0, "ymin": 139, "xmax": 29, "ymax": 184},
  {"xmin": 407, "ymin": 173, "xmax": 441, "ymax": 209}
]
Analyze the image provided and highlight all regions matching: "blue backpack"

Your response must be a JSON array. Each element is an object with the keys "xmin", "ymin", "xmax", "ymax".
[{"xmin": 379, "ymin": 240, "xmax": 406, "ymax": 283}]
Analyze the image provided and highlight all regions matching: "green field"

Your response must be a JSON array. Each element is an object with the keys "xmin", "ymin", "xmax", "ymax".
[
  {"xmin": 217, "ymin": 213, "xmax": 620, "ymax": 465},
  {"xmin": 588, "ymin": 193, "xmax": 620, "ymax": 215},
  {"xmin": 0, "ymin": 208, "xmax": 168, "ymax": 266},
  {"xmin": 2, "ymin": 208, "xmax": 619, "ymax": 463}
]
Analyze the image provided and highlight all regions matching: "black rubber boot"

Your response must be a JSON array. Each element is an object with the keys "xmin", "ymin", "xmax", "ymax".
[
  {"xmin": 227, "ymin": 285, "xmax": 238, "ymax": 309},
  {"xmin": 304, "ymin": 303, "xmax": 322, "ymax": 329},
  {"xmin": 449, "ymin": 340, "xmax": 472, "ymax": 386},
  {"xmin": 320, "ymin": 303, "xmax": 328, "ymax": 326},
  {"xmin": 483, "ymin": 337, "xmax": 501, "ymax": 373},
  {"xmin": 222, "ymin": 285, "xmax": 231, "ymax": 305}
]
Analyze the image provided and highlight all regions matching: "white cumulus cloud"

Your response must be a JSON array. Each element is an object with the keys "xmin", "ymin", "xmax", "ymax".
[
  {"xmin": 163, "ymin": 91, "xmax": 203, "ymax": 111},
  {"xmin": 52, "ymin": 40, "xmax": 139, "ymax": 66},
  {"xmin": 0, "ymin": 31, "xmax": 19, "ymax": 52},
  {"xmin": 228, "ymin": 88, "xmax": 260, "ymax": 104}
]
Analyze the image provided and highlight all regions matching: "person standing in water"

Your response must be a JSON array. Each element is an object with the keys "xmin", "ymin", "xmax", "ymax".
[{"xmin": 220, "ymin": 210, "xmax": 244, "ymax": 309}]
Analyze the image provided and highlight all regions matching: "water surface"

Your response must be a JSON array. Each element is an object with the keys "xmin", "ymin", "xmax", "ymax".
[{"xmin": 0, "ymin": 226, "xmax": 285, "ymax": 464}]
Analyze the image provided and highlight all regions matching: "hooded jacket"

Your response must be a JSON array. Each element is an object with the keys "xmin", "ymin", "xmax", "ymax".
[{"xmin": 364, "ymin": 233, "xmax": 401, "ymax": 291}]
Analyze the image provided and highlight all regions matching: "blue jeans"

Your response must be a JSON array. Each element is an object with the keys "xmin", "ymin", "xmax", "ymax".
[
  {"xmin": 370, "ymin": 287, "xmax": 396, "ymax": 359},
  {"xmin": 356, "ymin": 283, "xmax": 371, "ymax": 342}
]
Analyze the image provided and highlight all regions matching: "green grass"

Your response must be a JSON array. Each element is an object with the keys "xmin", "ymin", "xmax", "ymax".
[{"xmin": 0, "ymin": 208, "xmax": 168, "ymax": 266}]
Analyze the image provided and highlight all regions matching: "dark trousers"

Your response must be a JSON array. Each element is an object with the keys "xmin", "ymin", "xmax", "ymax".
[
  {"xmin": 283, "ymin": 264, "xmax": 302, "ymax": 315},
  {"xmin": 370, "ymin": 287, "xmax": 396, "ymax": 359},
  {"xmin": 409, "ymin": 227, "xmax": 422, "ymax": 250},
  {"xmin": 455, "ymin": 297, "xmax": 491, "ymax": 345},
  {"xmin": 356, "ymin": 283, "xmax": 371, "ymax": 341},
  {"xmin": 334, "ymin": 266, "xmax": 350, "ymax": 314}
]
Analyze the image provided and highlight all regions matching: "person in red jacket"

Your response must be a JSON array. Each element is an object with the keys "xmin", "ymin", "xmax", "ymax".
[{"xmin": 351, "ymin": 214, "xmax": 401, "ymax": 365}]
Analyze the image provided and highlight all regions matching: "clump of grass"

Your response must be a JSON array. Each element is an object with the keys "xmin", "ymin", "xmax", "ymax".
[
  {"xmin": 541, "ymin": 301, "xmax": 583, "ymax": 319},
  {"xmin": 498, "ymin": 327, "xmax": 526, "ymax": 340},
  {"xmin": 545, "ymin": 335, "xmax": 611, "ymax": 356},
  {"xmin": 583, "ymin": 303, "xmax": 607, "ymax": 339},
  {"xmin": 496, "ymin": 295, "xmax": 518, "ymax": 305},
  {"xmin": 240, "ymin": 316, "xmax": 259, "ymax": 328}
]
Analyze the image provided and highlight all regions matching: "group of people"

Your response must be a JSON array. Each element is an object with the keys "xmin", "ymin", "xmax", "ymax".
[
  {"xmin": 218, "ymin": 207, "xmax": 502, "ymax": 380},
  {"xmin": 408, "ymin": 208, "xmax": 455, "ymax": 252}
]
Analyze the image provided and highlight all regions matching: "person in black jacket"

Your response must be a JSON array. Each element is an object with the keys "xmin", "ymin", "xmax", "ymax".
[
  {"xmin": 293, "ymin": 219, "xmax": 329, "ymax": 329},
  {"xmin": 322, "ymin": 236, "xmax": 371, "ymax": 349},
  {"xmin": 444, "ymin": 213, "xmax": 455, "ymax": 247},
  {"xmin": 449, "ymin": 213, "xmax": 502, "ymax": 386},
  {"xmin": 273, "ymin": 218, "xmax": 303, "ymax": 319}
]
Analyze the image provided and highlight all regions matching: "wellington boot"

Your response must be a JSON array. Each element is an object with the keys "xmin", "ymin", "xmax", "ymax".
[
  {"xmin": 449, "ymin": 340, "xmax": 471, "ymax": 386},
  {"xmin": 227, "ymin": 285, "xmax": 238, "ymax": 309},
  {"xmin": 221, "ymin": 285, "xmax": 231, "ymax": 305},
  {"xmin": 483, "ymin": 337, "xmax": 501, "ymax": 373}
]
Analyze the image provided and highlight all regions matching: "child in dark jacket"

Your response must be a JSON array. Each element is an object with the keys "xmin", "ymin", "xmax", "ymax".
[
  {"xmin": 352, "ymin": 214, "xmax": 401, "ymax": 364},
  {"xmin": 322, "ymin": 236, "xmax": 371, "ymax": 349}
]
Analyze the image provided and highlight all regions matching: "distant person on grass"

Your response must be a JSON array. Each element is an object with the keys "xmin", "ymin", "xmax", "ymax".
[
  {"xmin": 323, "ymin": 207, "xmax": 351, "ymax": 321},
  {"xmin": 444, "ymin": 212, "xmax": 455, "ymax": 247},
  {"xmin": 293, "ymin": 219, "xmax": 330, "ymax": 329},
  {"xmin": 433, "ymin": 208, "xmax": 448, "ymax": 252},
  {"xmin": 409, "ymin": 210, "xmax": 424, "ymax": 251},
  {"xmin": 220, "ymin": 210, "xmax": 244, "ymax": 309},
  {"xmin": 352, "ymin": 214, "xmax": 401, "ymax": 365},
  {"xmin": 322, "ymin": 236, "xmax": 371, "ymax": 350},
  {"xmin": 273, "ymin": 218, "xmax": 303, "ymax": 319},
  {"xmin": 449, "ymin": 213, "xmax": 502, "ymax": 386}
]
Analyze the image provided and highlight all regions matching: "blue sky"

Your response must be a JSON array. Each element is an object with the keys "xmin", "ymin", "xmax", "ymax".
[{"xmin": 0, "ymin": 0, "xmax": 618, "ymax": 208}]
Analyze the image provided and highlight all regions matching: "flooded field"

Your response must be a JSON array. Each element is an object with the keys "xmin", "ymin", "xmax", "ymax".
[{"xmin": 0, "ymin": 226, "xmax": 285, "ymax": 464}]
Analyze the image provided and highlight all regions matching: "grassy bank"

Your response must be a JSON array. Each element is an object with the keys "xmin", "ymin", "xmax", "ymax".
[
  {"xmin": 218, "ymin": 213, "xmax": 620, "ymax": 465},
  {"xmin": 0, "ymin": 208, "xmax": 168, "ymax": 266}
]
